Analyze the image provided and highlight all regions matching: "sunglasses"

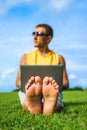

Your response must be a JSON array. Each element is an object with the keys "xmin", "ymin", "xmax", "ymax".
[{"xmin": 32, "ymin": 31, "xmax": 49, "ymax": 36}]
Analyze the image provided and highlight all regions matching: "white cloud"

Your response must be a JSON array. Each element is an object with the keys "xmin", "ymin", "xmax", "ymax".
[
  {"xmin": 0, "ymin": 68, "xmax": 16, "ymax": 79},
  {"xmin": 66, "ymin": 60, "xmax": 87, "ymax": 71},
  {"xmin": 56, "ymin": 40, "xmax": 87, "ymax": 51},
  {"xmin": 69, "ymin": 74, "xmax": 77, "ymax": 79},
  {"xmin": 0, "ymin": 0, "xmax": 33, "ymax": 15},
  {"xmin": 67, "ymin": 43, "xmax": 87, "ymax": 50},
  {"xmin": 50, "ymin": 0, "xmax": 72, "ymax": 10},
  {"xmin": 0, "ymin": 36, "xmax": 32, "ymax": 44},
  {"xmin": 0, "ymin": 0, "xmax": 72, "ymax": 15},
  {"xmin": 69, "ymin": 74, "xmax": 87, "ymax": 88}
]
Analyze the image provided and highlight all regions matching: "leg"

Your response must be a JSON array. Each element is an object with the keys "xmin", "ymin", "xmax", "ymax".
[
  {"xmin": 42, "ymin": 77, "xmax": 59, "ymax": 115},
  {"xmin": 23, "ymin": 76, "xmax": 42, "ymax": 114},
  {"xmin": 54, "ymin": 92, "xmax": 64, "ymax": 112}
]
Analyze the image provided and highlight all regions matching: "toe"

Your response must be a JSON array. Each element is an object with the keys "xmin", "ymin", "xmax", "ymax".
[
  {"xmin": 30, "ymin": 76, "xmax": 35, "ymax": 82},
  {"xmin": 35, "ymin": 76, "xmax": 42, "ymax": 85},
  {"xmin": 43, "ymin": 77, "xmax": 49, "ymax": 85}
]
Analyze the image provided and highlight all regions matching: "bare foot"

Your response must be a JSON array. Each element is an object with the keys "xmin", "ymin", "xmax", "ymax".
[
  {"xmin": 42, "ymin": 77, "xmax": 59, "ymax": 115},
  {"xmin": 23, "ymin": 76, "xmax": 42, "ymax": 114}
]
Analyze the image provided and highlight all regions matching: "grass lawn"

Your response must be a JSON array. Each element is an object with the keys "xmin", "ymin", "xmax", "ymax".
[{"xmin": 0, "ymin": 90, "xmax": 87, "ymax": 130}]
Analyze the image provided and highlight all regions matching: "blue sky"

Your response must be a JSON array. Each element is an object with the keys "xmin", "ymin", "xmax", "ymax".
[{"xmin": 0, "ymin": 0, "xmax": 87, "ymax": 92}]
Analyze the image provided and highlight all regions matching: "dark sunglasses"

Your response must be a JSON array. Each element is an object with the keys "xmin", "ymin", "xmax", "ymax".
[{"xmin": 32, "ymin": 31, "xmax": 49, "ymax": 36}]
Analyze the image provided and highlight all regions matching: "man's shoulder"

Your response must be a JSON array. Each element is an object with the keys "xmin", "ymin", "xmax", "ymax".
[
  {"xmin": 58, "ymin": 54, "xmax": 65, "ymax": 60},
  {"xmin": 50, "ymin": 50, "xmax": 58, "ymax": 55},
  {"xmin": 21, "ymin": 49, "xmax": 36, "ymax": 61},
  {"xmin": 26, "ymin": 49, "xmax": 37, "ymax": 55},
  {"xmin": 58, "ymin": 54, "xmax": 66, "ymax": 65}
]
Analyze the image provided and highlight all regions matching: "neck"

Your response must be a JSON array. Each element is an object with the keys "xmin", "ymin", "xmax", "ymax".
[{"xmin": 37, "ymin": 47, "xmax": 50, "ymax": 56}]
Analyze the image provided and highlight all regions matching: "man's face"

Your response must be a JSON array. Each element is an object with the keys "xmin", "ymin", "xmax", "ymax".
[{"xmin": 32, "ymin": 27, "xmax": 49, "ymax": 48}]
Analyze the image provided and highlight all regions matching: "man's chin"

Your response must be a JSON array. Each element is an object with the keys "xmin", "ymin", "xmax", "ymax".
[
  {"xmin": 34, "ymin": 42, "xmax": 38, "ymax": 47},
  {"xmin": 34, "ymin": 43, "xmax": 40, "ymax": 47},
  {"xmin": 34, "ymin": 44, "xmax": 38, "ymax": 47}
]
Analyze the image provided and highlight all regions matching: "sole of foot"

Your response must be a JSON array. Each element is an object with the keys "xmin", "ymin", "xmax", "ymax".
[
  {"xmin": 25, "ymin": 76, "xmax": 42, "ymax": 114},
  {"xmin": 42, "ymin": 77, "xmax": 59, "ymax": 115}
]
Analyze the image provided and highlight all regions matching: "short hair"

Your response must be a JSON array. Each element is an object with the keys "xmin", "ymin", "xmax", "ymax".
[{"xmin": 35, "ymin": 24, "xmax": 53, "ymax": 38}]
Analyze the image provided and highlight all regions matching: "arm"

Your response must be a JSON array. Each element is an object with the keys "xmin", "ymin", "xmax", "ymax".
[
  {"xmin": 15, "ymin": 54, "xmax": 26, "ymax": 89},
  {"xmin": 59, "ymin": 55, "xmax": 69, "ymax": 90}
]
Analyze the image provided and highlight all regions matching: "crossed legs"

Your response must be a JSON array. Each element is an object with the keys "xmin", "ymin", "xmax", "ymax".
[{"xmin": 22, "ymin": 76, "xmax": 59, "ymax": 115}]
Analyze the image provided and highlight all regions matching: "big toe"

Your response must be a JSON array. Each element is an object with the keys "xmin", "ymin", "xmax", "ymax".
[
  {"xmin": 43, "ymin": 77, "xmax": 50, "ymax": 85},
  {"xmin": 35, "ymin": 76, "xmax": 42, "ymax": 85}
]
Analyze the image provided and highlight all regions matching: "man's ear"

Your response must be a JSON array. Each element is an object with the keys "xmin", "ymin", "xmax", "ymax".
[{"xmin": 47, "ymin": 35, "xmax": 52, "ymax": 43}]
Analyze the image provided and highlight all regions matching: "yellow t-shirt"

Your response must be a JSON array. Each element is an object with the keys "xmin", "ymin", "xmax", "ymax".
[{"xmin": 25, "ymin": 49, "xmax": 59, "ymax": 65}]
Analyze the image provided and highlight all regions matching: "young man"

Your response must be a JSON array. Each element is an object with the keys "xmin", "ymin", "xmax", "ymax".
[{"xmin": 16, "ymin": 24, "xmax": 69, "ymax": 115}]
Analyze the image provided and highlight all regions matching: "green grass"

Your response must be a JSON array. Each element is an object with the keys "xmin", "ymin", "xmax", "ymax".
[{"xmin": 0, "ymin": 90, "xmax": 87, "ymax": 130}]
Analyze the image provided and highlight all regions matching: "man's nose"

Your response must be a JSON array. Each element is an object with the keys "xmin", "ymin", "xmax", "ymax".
[{"xmin": 34, "ymin": 34, "xmax": 38, "ymax": 39}]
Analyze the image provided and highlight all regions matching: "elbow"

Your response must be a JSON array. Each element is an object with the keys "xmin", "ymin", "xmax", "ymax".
[
  {"xmin": 66, "ymin": 81, "xmax": 69, "ymax": 89},
  {"xmin": 67, "ymin": 82, "xmax": 69, "ymax": 90},
  {"xmin": 62, "ymin": 81, "xmax": 69, "ymax": 90},
  {"xmin": 15, "ymin": 80, "xmax": 21, "ymax": 89}
]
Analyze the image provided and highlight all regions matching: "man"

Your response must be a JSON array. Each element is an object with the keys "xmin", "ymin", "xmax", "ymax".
[{"xmin": 16, "ymin": 24, "xmax": 69, "ymax": 115}]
